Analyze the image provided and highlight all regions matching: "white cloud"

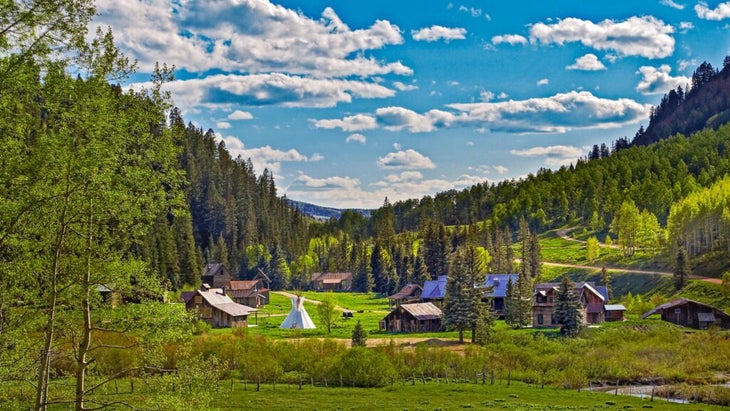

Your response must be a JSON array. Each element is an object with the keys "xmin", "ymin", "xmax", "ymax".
[
  {"xmin": 215, "ymin": 135, "xmax": 317, "ymax": 175},
  {"xmin": 376, "ymin": 106, "xmax": 461, "ymax": 133},
  {"xmin": 216, "ymin": 121, "xmax": 232, "ymax": 129},
  {"xmin": 491, "ymin": 34, "xmax": 528, "ymax": 45},
  {"xmin": 510, "ymin": 145, "xmax": 583, "ymax": 166},
  {"xmin": 447, "ymin": 90, "xmax": 650, "ymax": 133},
  {"xmin": 458, "ymin": 5, "xmax": 482, "ymax": 17},
  {"xmin": 679, "ymin": 21, "xmax": 695, "ymax": 33},
  {"xmin": 537, "ymin": 78, "xmax": 549, "ymax": 86},
  {"xmin": 315, "ymin": 114, "xmax": 378, "ymax": 131},
  {"xmin": 93, "ymin": 0, "xmax": 410, "ymax": 78},
  {"xmin": 285, "ymin": 171, "xmax": 484, "ymax": 209},
  {"xmin": 661, "ymin": 0, "xmax": 685, "ymax": 9},
  {"xmin": 412, "ymin": 25, "xmax": 467, "ymax": 42},
  {"xmin": 529, "ymin": 16, "xmax": 675, "ymax": 59},
  {"xmin": 377, "ymin": 148, "xmax": 436, "ymax": 169},
  {"xmin": 493, "ymin": 165, "xmax": 509, "ymax": 174},
  {"xmin": 393, "ymin": 81, "xmax": 419, "ymax": 91},
  {"xmin": 566, "ymin": 54, "xmax": 606, "ymax": 71},
  {"xmin": 695, "ymin": 2, "xmax": 730, "ymax": 20},
  {"xmin": 289, "ymin": 174, "xmax": 362, "ymax": 191},
  {"xmin": 636, "ymin": 65, "xmax": 692, "ymax": 95},
  {"xmin": 228, "ymin": 110, "xmax": 254, "ymax": 120},
  {"xmin": 346, "ymin": 133, "xmax": 367, "ymax": 144},
  {"xmin": 480, "ymin": 90, "xmax": 495, "ymax": 102},
  {"xmin": 146, "ymin": 73, "xmax": 396, "ymax": 111}
]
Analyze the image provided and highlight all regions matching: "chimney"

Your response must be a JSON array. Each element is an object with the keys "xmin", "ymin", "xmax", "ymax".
[{"xmin": 220, "ymin": 286, "xmax": 227, "ymax": 296}]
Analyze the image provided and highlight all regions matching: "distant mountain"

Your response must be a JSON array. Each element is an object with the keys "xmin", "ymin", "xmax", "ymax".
[
  {"xmin": 632, "ymin": 58, "xmax": 730, "ymax": 146},
  {"xmin": 287, "ymin": 199, "xmax": 372, "ymax": 221}
]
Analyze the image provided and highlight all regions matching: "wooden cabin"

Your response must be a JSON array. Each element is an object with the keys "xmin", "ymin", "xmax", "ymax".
[
  {"xmin": 641, "ymin": 298, "xmax": 730, "ymax": 329},
  {"xmin": 310, "ymin": 272, "xmax": 353, "ymax": 291},
  {"xmin": 388, "ymin": 284, "xmax": 422, "ymax": 308},
  {"xmin": 182, "ymin": 286, "xmax": 257, "ymax": 328},
  {"xmin": 380, "ymin": 302, "xmax": 442, "ymax": 333},
  {"xmin": 532, "ymin": 282, "xmax": 606, "ymax": 327},
  {"xmin": 201, "ymin": 263, "xmax": 233, "ymax": 289}
]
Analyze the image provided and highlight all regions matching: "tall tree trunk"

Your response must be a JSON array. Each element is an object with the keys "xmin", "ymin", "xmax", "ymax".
[
  {"xmin": 75, "ymin": 201, "xmax": 94, "ymax": 411},
  {"xmin": 36, "ymin": 187, "xmax": 71, "ymax": 411}
]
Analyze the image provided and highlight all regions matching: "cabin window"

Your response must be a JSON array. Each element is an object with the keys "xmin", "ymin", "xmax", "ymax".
[
  {"xmin": 537, "ymin": 314, "xmax": 544, "ymax": 325},
  {"xmin": 194, "ymin": 295, "xmax": 202, "ymax": 304}
]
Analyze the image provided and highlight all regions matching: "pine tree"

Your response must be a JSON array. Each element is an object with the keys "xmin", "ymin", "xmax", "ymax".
[
  {"xmin": 553, "ymin": 275, "xmax": 582, "ymax": 337},
  {"xmin": 674, "ymin": 246, "xmax": 690, "ymax": 290},
  {"xmin": 351, "ymin": 320, "xmax": 367, "ymax": 347},
  {"xmin": 600, "ymin": 266, "xmax": 612, "ymax": 301},
  {"xmin": 503, "ymin": 277, "xmax": 518, "ymax": 328}
]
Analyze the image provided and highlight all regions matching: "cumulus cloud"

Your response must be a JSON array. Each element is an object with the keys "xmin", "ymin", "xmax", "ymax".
[
  {"xmin": 228, "ymin": 110, "xmax": 254, "ymax": 120},
  {"xmin": 695, "ymin": 1, "xmax": 730, "ymax": 20},
  {"xmin": 636, "ymin": 65, "xmax": 692, "ymax": 95},
  {"xmin": 315, "ymin": 113, "xmax": 378, "ymax": 131},
  {"xmin": 393, "ymin": 81, "xmax": 418, "ymax": 91},
  {"xmin": 288, "ymin": 174, "xmax": 362, "ymax": 191},
  {"xmin": 493, "ymin": 165, "xmax": 509, "ymax": 174},
  {"xmin": 216, "ymin": 135, "xmax": 318, "ymax": 175},
  {"xmin": 375, "ymin": 106, "xmax": 461, "ymax": 133},
  {"xmin": 537, "ymin": 78, "xmax": 549, "ymax": 86},
  {"xmin": 142, "ymin": 73, "xmax": 396, "ymax": 111},
  {"xmin": 529, "ymin": 16, "xmax": 675, "ymax": 59},
  {"xmin": 447, "ymin": 91, "xmax": 650, "ymax": 133},
  {"xmin": 510, "ymin": 145, "xmax": 583, "ymax": 166},
  {"xmin": 412, "ymin": 25, "xmax": 467, "ymax": 42},
  {"xmin": 93, "ymin": 0, "xmax": 409, "ymax": 78},
  {"xmin": 566, "ymin": 54, "xmax": 606, "ymax": 71},
  {"xmin": 346, "ymin": 133, "xmax": 367, "ymax": 144},
  {"xmin": 491, "ymin": 34, "xmax": 528, "ymax": 45},
  {"xmin": 216, "ymin": 121, "xmax": 232, "ymax": 129},
  {"xmin": 285, "ymin": 171, "xmax": 484, "ymax": 209},
  {"xmin": 377, "ymin": 148, "xmax": 436, "ymax": 169}
]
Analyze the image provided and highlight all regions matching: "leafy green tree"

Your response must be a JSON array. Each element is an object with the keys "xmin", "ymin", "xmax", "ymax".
[
  {"xmin": 351, "ymin": 320, "xmax": 367, "ymax": 347},
  {"xmin": 553, "ymin": 275, "xmax": 582, "ymax": 337},
  {"xmin": 586, "ymin": 236, "xmax": 600, "ymax": 263},
  {"xmin": 611, "ymin": 200, "xmax": 640, "ymax": 256},
  {"xmin": 316, "ymin": 294, "xmax": 338, "ymax": 334}
]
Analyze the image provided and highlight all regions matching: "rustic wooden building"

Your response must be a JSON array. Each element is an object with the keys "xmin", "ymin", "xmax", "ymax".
[
  {"xmin": 311, "ymin": 272, "xmax": 353, "ymax": 291},
  {"xmin": 604, "ymin": 304, "xmax": 627, "ymax": 322},
  {"xmin": 228, "ymin": 279, "xmax": 270, "ymax": 308},
  {"xmin": 388, "ymin": 284, "xmax": 422, "ymax": 308},
  {"xmin": 641, "ymin": 298, "xmax": 730, "ymax": 329},
  {"xmin": 380, "ymin": 302, "xmax": 442, "ymax": 333},
  {"xmin": 201, "ymin": 263, "xmax": 233, "ymax": 289},
  {"xmin": 182, "ymin": 286, "xmax": 257, "ymax": 328},
  {"xmin": 532, "ymin": 282, "xmax": 606, "ymax": 327}
]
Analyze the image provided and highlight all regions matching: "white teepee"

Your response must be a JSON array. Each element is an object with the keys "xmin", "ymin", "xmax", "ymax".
[{"xmin": 280, "ymin": 295, "xmax": 316, "ymax": 329}]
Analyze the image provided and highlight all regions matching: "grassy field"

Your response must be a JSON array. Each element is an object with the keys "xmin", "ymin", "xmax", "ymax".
[{"xmin": 13, "ymin": 378, "xmax": 727, "ymax": 410}]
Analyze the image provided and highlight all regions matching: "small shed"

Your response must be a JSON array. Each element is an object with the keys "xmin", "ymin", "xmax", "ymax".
[
  {"xmin": 388, "ymin": 284, "xmax": 422, "ymax": 308},
  {"xmin": 604, "ymin": 304, "xmax": 626, "ymax": 322},
  {"xmin": 380, "ymin": 302, "xmax": 442, "ymax": 333},
  {"xmin": 641, "ymin": 298, "xmax": 730, "ymax": 329},
  {"xmin": 311, "ymin": 272, "xmax": 353, "ymax": 291}
]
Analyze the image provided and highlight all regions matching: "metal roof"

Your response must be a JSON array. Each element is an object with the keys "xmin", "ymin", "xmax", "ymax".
[
  {"xmin": 422, "ymin": 276, "xmax": 447, "ymax": 299},
  {"xmin": 400, "ymin": 303, "xmax": 442, "ymax": 320},
  {"xmin": 605, "ymin": 304, "xmax": 626, "ymax": 311},
  {"xmin": 483, "ymin": 274, "xmax": 519, "ymax": 298}
]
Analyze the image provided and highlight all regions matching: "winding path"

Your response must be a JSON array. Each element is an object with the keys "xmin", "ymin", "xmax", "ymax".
[{"xmin": 550, "ymin": 228, "xmax": 722, "ymax": 284}]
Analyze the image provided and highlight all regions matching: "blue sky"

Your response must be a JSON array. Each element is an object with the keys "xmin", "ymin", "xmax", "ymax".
[{"xmin": 92, "ymin": 0, "xmax": 730, "ymax": 209}]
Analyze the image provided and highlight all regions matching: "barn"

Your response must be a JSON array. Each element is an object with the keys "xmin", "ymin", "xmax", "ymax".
[
  {"xmin": 641, "ymin": 298, "xmax": 730, "ymax": 329},
  {"xmin": 380, "ymin": 302, "xmax": 442, "ymax": 333}
]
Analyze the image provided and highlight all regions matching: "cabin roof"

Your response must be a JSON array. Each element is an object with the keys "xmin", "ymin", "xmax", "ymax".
[
  {"xmin": 483, "ymin": 274, "xmax": 519, "ymax": 298},
  {"xmin": 400, "ymin": 302, "xmax": 442, "ymax": 320},
  {"xmin": 422, "ymin": 275, "xmax": 447, "ymax": 299}
]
